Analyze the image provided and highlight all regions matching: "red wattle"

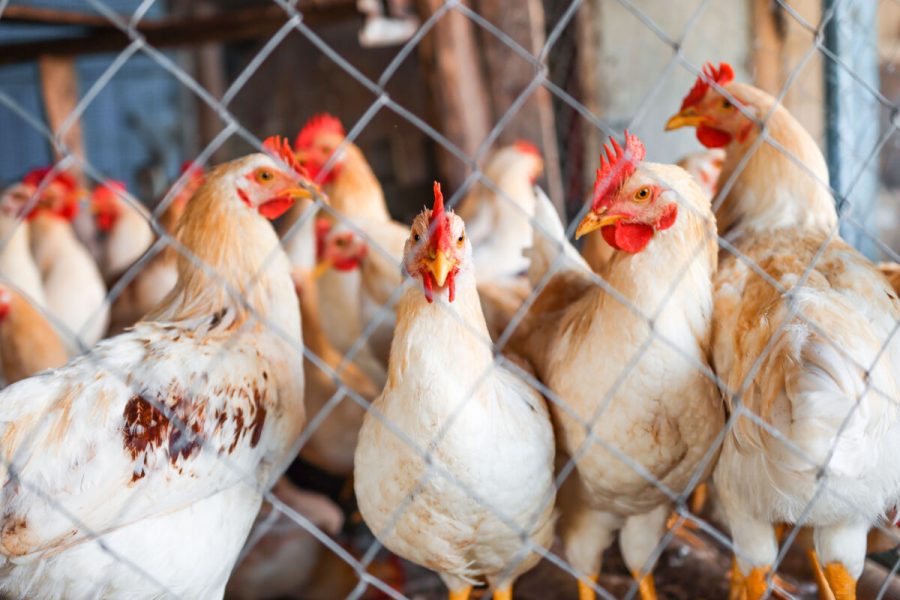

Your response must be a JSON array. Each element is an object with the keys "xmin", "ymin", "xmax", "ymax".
[
  {"xmin": 422, "ymin": 272, "xmax": 434, "ymax": 303},
  {"xmin": 448, "ymin": 274, "xmax": 455, "ymax": 303},
  {"xmin": 258, "ymin": 196, "xmax": 294, "ymax": 220},
  {"xmin": 96, "ymin": 212, "xmax": 117, "ymax": 231},
  {"xmin": 696, "ymin": 126, "xmax": 732, "ymax": 148},
  {"xmin": 333, "ymin": 257, "xmax": 361, "ymax": 271},
  {"xmin": 601, "ymin": 222, "xmax": 654, "ymax": 253}
]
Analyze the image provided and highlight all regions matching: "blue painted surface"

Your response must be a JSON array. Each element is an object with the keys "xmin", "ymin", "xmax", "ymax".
[{"xmin": 0, "ymin": 0, "xmax": 185, "ymax": 202}]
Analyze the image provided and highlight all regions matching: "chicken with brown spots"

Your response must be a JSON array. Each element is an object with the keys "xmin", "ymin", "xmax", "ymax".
[{"xmin": 0, "ymin": 139, "xmax": 314, "ymax": 600}]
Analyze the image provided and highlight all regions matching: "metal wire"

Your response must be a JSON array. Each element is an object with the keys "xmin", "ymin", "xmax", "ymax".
[{"xmin": 0, "ymin": 0, "xmax": 898, "ymax": 598}]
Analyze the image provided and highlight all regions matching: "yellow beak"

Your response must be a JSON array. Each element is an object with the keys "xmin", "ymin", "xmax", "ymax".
[
  {"xmin": 426, "ymin": 250, "xmax": 455, "ymax": 287},
  {"xmin": 665, "ymin": 109, "xmax": 706, "ymax": 131},
  {"xmin": 312, "ymin": 258, "xmax": 331, "ymax": 280},
  {"xmin": 281, "ymin": 186, "xmax": 315, "ymax": 201},
  {"xmin": 575, "ymin": 211, "xmax": 627, "ymax": 240}
]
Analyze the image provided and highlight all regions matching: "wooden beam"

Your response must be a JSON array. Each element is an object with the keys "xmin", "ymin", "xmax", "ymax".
[
  {"xmin": 37, "ymin": 55, "xmax": 86, "ymax": 181},
  {"xmin": 474, "ymin": 0, "xmax": 564, "ymax": 213},
  {"xmin": 415, "ymin": 0, "xmax": 492, "ymax": 192},
  {"xmin": 0, "ymin": 3, "xmax": 359, "ymax": 65}
]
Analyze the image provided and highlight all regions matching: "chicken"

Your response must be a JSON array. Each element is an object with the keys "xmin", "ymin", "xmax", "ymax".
[
  {"xmin": 290, "ymin": 113, "xmax": 406, "ymax": 383},
  {"xmin": 0, "ymin": 184, "xmax": 47, "ymax": 308},
  {"xmin": 0, "ymin": 142, "xmax": 314, "ymax": 600},
  {"xmin": 0, "ymin": 286, "xmax": 66, "ymax": 384},
  {"xmin": 354, "ymin": 183, "xmax": 556, "ymax": 600},
  {"xmin": 879, "ymin": 262, "xmax": 900, "ymax": 296},
  {"xmin": 580, "ymin": 147, "xmax": 725, "ymax": 273},
  {"xmin": 457, "ymin": 141, "xmax": 545, "ymax": 280},
  {"xmin": 90, "ymin": 180, "xmax": 154, "ymax": 284},
  {"xmin": 666, "ymin": 62, "xmax": 900, "ymax": 600},
  {"xmin": 108, "ymin": 164, "xmax": 204, "ymax": 333},
  {"xmin": 511, "ymin": 132, "xmax": 722, "ymax": 600},
  {"xmin": 20, "ymin": 168, "xmax": 109, "ymax": 353},
  {"xmin": 293, "ymin": 265, "xmax": 377, "ymax": 476},
  {"xmin": 226, "ymin": 477, "xmax": 344, "ymax": 600}
]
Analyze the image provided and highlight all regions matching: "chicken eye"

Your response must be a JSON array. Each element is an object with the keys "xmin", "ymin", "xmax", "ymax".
[
  {"xmin": 413, "ymin": 233, "xmax": 421, "ymax": 242},
  {"xmin": 257, "ymin": 169, "xmax": 274, "ymax": 182},
  {"xmin": 457, "ymin": 234, "xmax": 465, "ymax": 246},
  {"xmin": 634, "ymin": 187, "xmax": 651, "ymax": 202},
  {"xmin": 722, "ymin": 99, "xmax": 734, "ymax": 110}
]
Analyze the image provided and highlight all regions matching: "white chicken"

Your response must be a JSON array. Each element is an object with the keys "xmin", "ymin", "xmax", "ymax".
[
  {"xmin": 0, "ymin": 142, "xmax": 313, "ymax": 600},
  {"xmin": 108, "ymin": 165, "xmax": 204, "ymax": 334},
  {"xmin": 354, "ymin": 183, "xmax": 555, "ymax": 600},
  {"xmin": 457, "ymin": 141, "xmax": 545, "ymax": 281},
  {"xmin": 20, "ymin": 168, "xmax": 109, "ymax": 353},
  {"xmin": 0, "ymin": 183, "xmax": 47, "ymax": 308},
  {"xmin": 511, "ymin": 132, "xmax": 722, "ymax": 600},
  {"xmin": 90, "ymin": 180, "xmax": 154, "ymax": 284},
  {"xmin": 666, "ymin": 61, "xmax": 900, "ymax": 600}
]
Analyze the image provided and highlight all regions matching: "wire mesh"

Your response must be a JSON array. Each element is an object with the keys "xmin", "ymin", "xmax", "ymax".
[{"xmin": 0, "ymin": 0, "xmax": 898, "ymax": 599}]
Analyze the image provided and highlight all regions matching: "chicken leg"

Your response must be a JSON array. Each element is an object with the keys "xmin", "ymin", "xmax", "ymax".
[
  {"xmin": 810, "ymin": 522, "xmax": 866, "ymax": 600},
  {"xmin": 620, "ymin": 505, "xmax": 668, "ymax": 600},
  {"xmin": 448, "ymin": 585, "xmax": 472, "ymax": 600}
]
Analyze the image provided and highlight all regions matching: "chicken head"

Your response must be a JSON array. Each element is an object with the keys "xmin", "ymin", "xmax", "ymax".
[
  {"xmin": 404, "ymin": 181, "xmax": 469, "ymax": 303},
  {"xmin": 576, "ymin": 131, "xmax": 678, "ymax": 254}
]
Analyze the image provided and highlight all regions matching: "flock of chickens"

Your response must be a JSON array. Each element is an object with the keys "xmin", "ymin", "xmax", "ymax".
[{"xmin": 0, "ymin": 61, "xmax": 896, "ymax": 600}]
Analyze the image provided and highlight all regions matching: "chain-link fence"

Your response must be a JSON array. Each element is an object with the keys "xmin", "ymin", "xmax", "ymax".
[{"xmin": 0, "ymin": 0, "xmax": 899, "ymax": 599}]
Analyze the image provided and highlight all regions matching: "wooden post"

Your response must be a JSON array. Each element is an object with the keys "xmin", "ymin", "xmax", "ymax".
[
  {"xmin": 415, "ymin": 0, "xmax": 492, "ymax": 192},
  {"xmin": 474, "ymin": 0, "xmax": 564, "ymax": 213},
  {"xmin": 38, "ymin": 55, "xmax": 85, "ymax": 180}
]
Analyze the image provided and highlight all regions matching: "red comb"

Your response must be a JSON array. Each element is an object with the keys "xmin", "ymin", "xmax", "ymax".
[
  {"xmin": 428, "ymin": 181, "xmax": 452, "ymax": 252},
  {"xmin": 514, "ymin": 140, "xmax": 540, "ymax": 157},
  {"xmin": 22, "ymin": 167, "xmax": 78, "ymax": 193},
  {"xmin": 295, "ymin": 113, "xmax": 346, "ymax": 150},
  {"xmin": 680, "ymin": 62, "xmax": 735, "ymax": 111},
  {"xmin": 591, "ymin": 130, "xmax": 645, "ymax": 211},
  {"xmin": 263, "ymin": 135, "xmax": 310, "ymax": 179},
  {"xmin": 180, "ymin": 160, "xmax": 205, "ymax": 180}
]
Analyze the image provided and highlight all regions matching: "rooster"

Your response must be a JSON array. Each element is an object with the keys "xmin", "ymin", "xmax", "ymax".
[
  {"xmin": 20, "ymin": 168, "xmax": 109, "ymax": 353},
  {"xmin": 108, "ymin": 164, "xmax": 204, "ymax": 333},
  {"xmin": 354, "ymin": 183, "xmax": 556, "ymax": 600},
  {"xmin": 0, "ymin": 141, "xmax": 314, "ymax": 599},
  {"xmin": 666, "ymin": 62, "xmax": 900, "ymax": 600},
  {"xmin": 292, "ymin": 114, "xmax": 407, "ymax": 381},
  {"xmin": 0, "ymin": 286, "xmax": 66, "ymax": 384},
  {"xmin": 457, "ymin": 141, "xmax": 545, "ymax": 280},
  {"xmin": 511, "ymin": 132, "xmax": 722, "ymax": 600}
]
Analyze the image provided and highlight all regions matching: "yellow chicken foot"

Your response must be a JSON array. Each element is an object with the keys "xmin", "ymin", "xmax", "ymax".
[
  {"xmin": 667, "ymin": 512, "xmax": 705, "ymax": 549},
  {"xmin": 578, "ymin": 574, "xmax": 598, "ymax": 600},
  {"xmin": 449, "ymin": 585, "xmax": 472, "ymax": 600},
  {"xmin": 689, "ymin": 482, "xmax": 709, "ymax": 515},
  {"xmin": 631, "ymin": 570, "xmax": 657, "ymax": 600},
  {"xmin": 823, "ymin": 561, "xmax": 856, "ymax": 600},
  {"xmin": 729, "ymin": 561, "xmax": 773, "ymax": 600},
  {"xmin": 808, "ymin": 551, "xmax": 836, "ymax": 600},
  {"xmin": 492, "ymin": 586, "xmax": 512, "ymax": 600}
]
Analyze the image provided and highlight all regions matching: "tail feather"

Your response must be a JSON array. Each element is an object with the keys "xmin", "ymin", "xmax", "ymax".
[
  {"xmin": 524, "ymin": 187, "xmax": 589, "ymax": 287},
  {"xmin": 779, "ymin": 325, "xmax": 896, "ymax": 478}
]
